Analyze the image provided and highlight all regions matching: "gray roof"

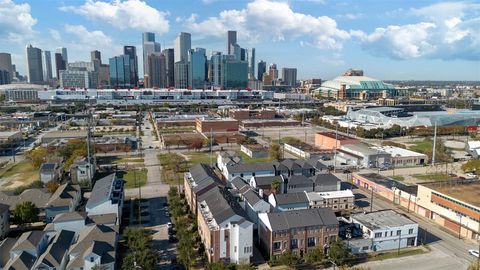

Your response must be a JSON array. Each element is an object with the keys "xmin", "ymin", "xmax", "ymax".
[
  {"xmin": 40, "ymin": 163, "xmax": 58, "ymax": 173},
  {"xmin": 227, "ymin": 163, "xmax": 275, "ymax": 174},
  {"xmin": 273, "ymin": 192, "xmax": 309, "ymax": 205},
  {"xmin": 199, "ymin": 187, "xmax": 245, "ymax": 225},
  {"xmin": 281, "ymin": 159, "xmax": 301, "ymax": 171},
  {"xmin": 46, "ymin": 183, "xmax": 80, "ymax": 208},
  {"xmin": 311, "ymin": 173, "xmax": 341, "ymax": 186},
  {"xmin": 0, "ymin": 203, "xmax": 8, "ymax": 214},
  {"xmin": 11, "ymin": 231, "xmax": 45, "ymax": 252},
  {"xmin": 253, "ymin": 175, "xmax": 283, "ymax": 186},
  {"xmin": 52, "ymin": 211, "xmax": 87, "ymax": 223},
  {"xmin": 306, "ymin": 157, "xmax": 328, "ymax": 170},
  {"xmin": 352, "ymin": 210, "xmax": 416, "ymax": 230},
  {"xmin": 189, "ymin": 164, "xmax": 217, "ymax": 183},
  {"xmin": 87, "ymin": 213, "xmax": 118, "ymax": 226},
  {"xmin": 0, "ymin": 238, "xmax": 17, "ymax": 267},
  {"xmin": 86, "ymin": 173, "xmax": 117, "ymax": 209},
  {"xmin": 288, "ymin": 175, "xmax": 313, "ymax": 186},
  {"xmin": 0, "ymin": 189, "xmax": 51, "ymax": 209},
  {"xmin": 242, "ymin": 189, "xmax": 263, "ymax": 206},
  {"xmin": 34, "ymin": 230, "xmax": 75, "ymax": 268},
  {"xmin": 266, "ymin": 208, "xmax": 338, "ymax": 231},
  {"xmin": 231, "ymin": 177, "xmax": 249, "ymax": 192},
  {"xmin": 4, "ymin": 251, "xmax": 36, "ymax": 270}
]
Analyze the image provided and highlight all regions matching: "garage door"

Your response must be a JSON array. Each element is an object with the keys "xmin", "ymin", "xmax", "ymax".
[{"xmin": 444, "ymin": 218, "xmax": 460, "ymax": 232}]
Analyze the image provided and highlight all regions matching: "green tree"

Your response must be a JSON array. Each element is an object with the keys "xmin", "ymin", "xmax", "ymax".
[
  {"xmin": 269, "ymin": 144, "xmax": 281, "ymax": 161},
  {"xmin": 123, "ymin": 227, "xmax": 152, "ymax": 251},
  {"xmin": 122, "ymin": 249, "xmax": 157, "ymax": 270},
  {"xmin": 26, "ymin": 147, "xmax": 49, "ymax": 169},
  {"xmin": 271, "ymin": 179, "xmax": 281, "ymax": 194},
  {"xmin": 277, "ymin": 251, "xmax": 299, "ymax": 268},
  {"xmin": 328, "ymin": 240, "xmax": 352, "ymax": 266},
  {"xmin": 12, "ymin": 201, "xmax": 39, "ymax": 225},
  {"xmin": 461, "ymin": 160, "xmax": 480, "ymax": 173},
  {"xmin": 304, "ymin": 248, "xmax": 324, "ymax": 264}
]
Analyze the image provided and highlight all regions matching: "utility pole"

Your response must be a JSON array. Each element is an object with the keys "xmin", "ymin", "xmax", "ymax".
[{"xmin": 432, "ymin": 122, "xmax": 437, "ymax": 166}]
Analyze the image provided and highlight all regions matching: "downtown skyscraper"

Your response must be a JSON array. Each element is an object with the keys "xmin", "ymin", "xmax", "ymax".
[
  {"xmin": 188, "ymin": 48, "xmax": 206, "ymax": 89},
  {"xmin": 43, "ymin": 51, "xmax": 53, "ymax": 81},
  {"xmin": 26, "ymin": 44, "xmax": 43, "ymax": 84},
  {"xmin": 142, "ymin": 32, "xmax": 161, "ymax": 79},
  {"xmin": 227, "ymin": 30, "xmax": 237, "ymax": 55},
  {"xmin": 123, "ymin": 46, "xmax": 138, "ymax": 86},
  {"xmin": 174, "ymin": 32, "xmax": 191, "ymax": 88}
]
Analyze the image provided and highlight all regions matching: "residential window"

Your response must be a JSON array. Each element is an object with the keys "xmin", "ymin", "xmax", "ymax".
[
  {"xmin": 374, "ymin": 232, "xmax": 382, "ymax": 238},
  {"xmin": 307, "ymin": 237, "xmax": 316, "ymax": 247},
  {"xmin": 291, "ymin": 239, "xmax": 298, "ymax": 249},
  {"xmin": 273, "ymin": 242, "xmax": 281, "ymax": 251},
  {"xmin": 408, "ymin": 229, "xmax": 414, "ymax": 234},
  {"xmin": 397, "ymin": 230, "xmax": 401, "ymax": 236}
]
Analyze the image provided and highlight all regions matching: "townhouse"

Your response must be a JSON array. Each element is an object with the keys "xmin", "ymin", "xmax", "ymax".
[{"xmin": 86, "ymin": 173, "xmax": 124, "ymax": 225}]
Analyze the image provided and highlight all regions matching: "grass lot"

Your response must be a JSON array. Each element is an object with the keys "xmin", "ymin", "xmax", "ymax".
[
  {"xmin": 238, "ymin": 151, "xmax": 271, "ymax": 164},
  {"xmin": 408, "ymin": 140, "xmax": 433, "ymax": 154},
  {"xmin": 412, "ymin": 173, "xmax": 449, "ymax": 181},
  {"xmin": 97, "ymin": 156, "xmax": 144, "ymax": 165},
  {"xmin": 185, "ymin": 151, "xmax": 216, "ymax": 165},
  {"xmin": 0, "ymin": 160, "xmax": 39, "ymax": 189},
  {"xmin": 158, "ymin": 153, "xmax": 188, "ymax": 186},
  {"xmin": 368, "ymin": 247, "xmax": 427, "ymax": 262},
  {"xmin": 390, "ymin": 175, "xmax": 405, "ymax": 181},
  {"xmin": 121, "ymin": 168, "xmax": 148, "ymax": 188}
]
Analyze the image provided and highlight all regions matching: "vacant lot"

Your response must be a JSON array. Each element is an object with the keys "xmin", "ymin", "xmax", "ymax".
[
  {"xmin": 120, "ymin": 168, "xmax": 148, "ymax": 188},
  {"xmin": 0, "ymin": 160, "xmax": 39, "ymax": 190}
]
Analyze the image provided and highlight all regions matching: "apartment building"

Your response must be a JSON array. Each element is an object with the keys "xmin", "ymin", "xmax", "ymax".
[
  {"xmin": 258, "ymin": 208, "xmax": 339, "ymax": 259},
  {"xmin": 305, "ymin": 190, "xmax": 355, "ymax": 212},
  {"xmin": 184, "ymin": 163, "xmax": 222, "ymax": 214}
]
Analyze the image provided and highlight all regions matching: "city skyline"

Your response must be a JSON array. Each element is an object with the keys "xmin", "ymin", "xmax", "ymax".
[{"xmin": 0, "ymin": 0, "xmax": 478, "ymax": 81}]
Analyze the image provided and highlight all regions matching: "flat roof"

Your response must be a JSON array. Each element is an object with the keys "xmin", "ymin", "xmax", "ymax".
[
  {"xmin": 364, "ymin": 107, "xmax": 403, "ymax": 112},
  {"xmin": 0, "ymin": 131, "xmax": 21, "ymax": 138},
  {"xmin": 357, "ymin": 173, "xmax": 418, "ymax": 195},
  {"xmin": 352, "ymin": 210, "xmax": 416, "ymax": 230},
  {"xmin": 375, "ymin": 145, "xmax": 427, "ymax": 158},
  {"xmin": 316, "ymin": 131, "xmax": 357, "ymax": 141},
  {"xmin": 422, "ymin": 180, "xmax": 480, "ymax": 208},
  {"xmin": 43, "ymin": 130, "xmax": 87, "ymax": 139}
]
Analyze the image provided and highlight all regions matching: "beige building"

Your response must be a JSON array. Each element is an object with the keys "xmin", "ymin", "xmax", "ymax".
[
  {"xmin": 305, "ymin": 190, "xmax": 355, "ymax": 213},
  {"xmin": 416, "ymin": 180, "xmax": 480, "ymax": 241}
]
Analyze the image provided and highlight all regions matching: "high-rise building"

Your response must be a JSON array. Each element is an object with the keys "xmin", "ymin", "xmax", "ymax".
[
  {"xmin": 230, "ymin": 44, "xmax": 241, "ymax": 60},
  {"xmin": 257, "ymin": 60, "xmax": 266, "ymax": 81},
  {"xmin": 268, "ymin": 63, "xmax": 278, "ymax": 81},
  {"xmin": 146, "ymin": 52, "xmax": 166, "ymax": 88},
  {"xmin": 143, "ymin": 41, "xmax": 161, "ymax": 78},
  {"xmin": 162, "ymin": 48, "xmax": 175, "ymax": 87},
  {"xmin": 247, "ymin": 48, "xmax": 255, "ymax": 79},
  {"xmin": 143, "ymin": 32, "xmax": 155, "ymax": 43},
  {"xmin": 174, "ymin": 32, "xmax": 191, "ymax": 63},
  {"xmin": 188, "ymin": 48, "xmax": 206, "ymax": 89},
  {"xmin": 56, "ymin": 47, "xmax": 68, "ymax": 64},
  {"xmin": 0, "ymin": 70, "xmax": 10, "ymax": 85},
  {"xmin": 55, "ymin": 52, "xmax": 66, "ymax": 79},
  {"xmin": 174, "ymin": 61, "xmax": 189, "ymax": 88},
  {"xmin": 282, "ymin": 68, "xmax": 297, "ymax": 87},
  {"xmin": 109, "ymin": 55, "xmax": 131, "ymax": 88},
  {"xmin": 221, "ymin": 56, "xmax": 248, "ymax": 89},
  {"xmin": 60, "ymin": 67, "xmax": 98, "ymax": 89},
  {"xmin": 91, "ymin": 50, "xmax": 101, "ymax": 64},
  {"xmin": 123, "ymin": 46, "xmax": 138, "ymax": 86},
  {"xmin": 0, "ymin": 53, "xmax": 13, "ymax": 81},
  {"xmin": 26, "ymin": 44, "xmax": 44, "ymax": 84},
  {"xmin": 210, "ymin": 52, "xmax": 223, "ymax": 87},
  {"xmin": 227, "ymin": 30, "xmax": 237, "ymax": 55},
  {"xmin": 43, "ymin": 51, "xmax": 53, "ymax": 81}
]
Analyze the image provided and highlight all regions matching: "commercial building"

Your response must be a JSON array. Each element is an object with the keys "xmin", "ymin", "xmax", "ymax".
[
  {"xmin": 227, "ymin": 30, "xmax": 237, "ymax": 55},
  {"xmin": 305, "ymin": 190, "xmax": 354, "ymax": 212},
  {"xmin": 374, "ymin": 145, "xmax": 428, "ymax": 167},
  {"xmin": 188, "ymin": 48, "xmax": 207, "ymax": 89},
  {"xmin": 282, "ymin": 68, "xmax": 297, "ymax": 87},
  {"xmin": 229, "ymin": 108, "xmax": 275, "ymax": 120},
  {"xmin": 257, "ymin": 61, "xmax": 266, "ymax": 81},
  {"xmin": 248, "ymin": 48, "xmax": 255, "ymax": 79},
  {"xmin": 349, "ymin": 210, "xmax": 418, "ymax": 254},
  {"xmin": 338, "ymin": 143, "xmax": 391, "ymax": 168},
  {"xmin": 59, "ymin": 68, "xmax": 98, "ymax": 89},
  {"xmin": 146, "ymin": 52, "xmax": 167, "ymax": 88},
  {"xmin": 142, "ymin": 32, "xmax": 161, "ymax": 79},
  {"xmin": 317, "ymin": 73, "xmax": 396, "ymax": 100},
  {"xmin": 163, "ymin": 48, "xmax": 175, "ymax": 87},
  {"xmin": 196, "ymin": 118, "xmax": 239, "ymax": 133},
  {"xmin": 174, "ymin": 61, "xmax": 189, "ymax": 89},
  {"xmin": 174, "ymin": 32, "xmax": 191, "ymax": 63},
  {"xmin": 43, "ymin": 51, "xmax": 53, "ymax": 82},
  {"xmin": 314, "ymin": 132, "xmax": 359, "ymax": 150},
  {"xmin": 109, "ymin": 55, "xmax": 132, "ymax": 88},
  {"xmin": 0, "ymin": 53, "xmax": 13, "ymax": 82},
  {"xmin": 123, "ymin": 46, "xmax": 138, "ymax": 86},
  {"xmin": 258, "ymin": 208, "xmax": 338, "ymax": 259},
  {"xmin": 54, "ymin": 52, "xmax": 66, "ymax": 79},
  {"xmin": 26, "ymin": 44, "xmax": 44, "ymax": 84},
  {"xmin": 416, "ymin": 180, "xmax": 480, "ymax": 240},
  {"xmin": 197, "ymin": 187, "xmax": 253, "ymax": 264},
  {"xmin": 221, "ymin": 57, "xmax": 248, "ymax": 89}
]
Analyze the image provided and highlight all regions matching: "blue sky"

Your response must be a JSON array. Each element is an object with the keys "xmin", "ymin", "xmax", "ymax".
[{"xmin": 0, "ymin": 0, "xmax": 479, "ymax": 80}]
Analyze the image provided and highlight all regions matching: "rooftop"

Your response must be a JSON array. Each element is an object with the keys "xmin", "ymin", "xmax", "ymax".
[
  {"xmin": 42, "ymin": 130, "xmax": 88, "ymax": 139},
  {"xmin": 316, "ymin": 131, "xmax": 358, "ymax": 141},
  {"xmin": 274, "ymin": 192, "xmax": 309, "ymax": 205},
  {"xmin": 352, "ymin": 210, "xmax": 416, "ymax": 230},
  {"xmin": 422, "ymin": 180, "xmax": 480, "ymax": 208},
  {"xmin": 263, "ymin": 208, "xmax": 338, "ymax": 231},
  {"xmin": 305, "ymin": 189, "xmax": 354, "ymax": 201},
  {"xmin": 375, "ymin": 145, "xmax": 428, "ymax": 158}
]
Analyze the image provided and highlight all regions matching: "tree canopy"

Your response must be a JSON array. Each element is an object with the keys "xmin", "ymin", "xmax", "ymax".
[{"xmin": 12, "ymin": 201, "xmax": 39, "ymax": 225}]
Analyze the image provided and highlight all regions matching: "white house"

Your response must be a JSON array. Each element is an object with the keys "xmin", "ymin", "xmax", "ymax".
[
  {"xmin": 349, "ymin": 210, "xmax": 418, "ymax": 254},
  {"xmin": 86, "ymin": 173, "xmax": 124, "ymax": 225},
  {"xmin": 223, "ymin": 163, "xmax": 276, "ymax": 182},
  {"xmin": 70, "ymin": 157, "xmax": 95, "ymax": 186},
  {"xmin": 39, "ymin": 163, "xmax": 62, "ymax": 183}
]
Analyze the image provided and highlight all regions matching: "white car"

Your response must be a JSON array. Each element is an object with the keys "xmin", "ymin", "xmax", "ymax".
[
  {"xmin": 469, "ymin": 249, "xmax": 479, "ymax": 257},
  {"xmin": 465, "ymin": 173, "xmax": 477, "ymax": 179},
  {"xmin": 167, "ymin": 222, "xmax": 173, "ymax": 228}
]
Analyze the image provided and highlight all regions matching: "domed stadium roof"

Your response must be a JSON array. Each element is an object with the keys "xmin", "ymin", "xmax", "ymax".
[{"xmin": 318, "ymin": 76, "xmax": 395, "ymax": 93}]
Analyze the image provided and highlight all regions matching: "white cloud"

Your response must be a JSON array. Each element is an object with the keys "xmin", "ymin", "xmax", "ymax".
[
  {"xmin": 49, "ymin": 29, "xmax": 61, "ymax": 42},
  {"xmin": 337, "ymin": 13, "xmax": 363, "ymax": 20},
  {"xmin": 60, "ymin": 0, "xmax": 169, "ymax": 34},
  {"xmin": 181, "ymin": 0, "xmax": 349, "ymax": 50},
  {"xmin": 0, "ymin": 0, "xmax": 37, "ymax": 43},
  {"xmin": 356, "ymin": 2, "xmax": 480, "ymax": 60},
  {"xmin": 64, "ymin": 24, "xmax": 113, "ymax": 49}
]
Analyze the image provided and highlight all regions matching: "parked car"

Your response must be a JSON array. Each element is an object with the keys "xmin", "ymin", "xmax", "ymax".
[
  {"xmin": 165, "ymin": 211, "xmax": 170, "ymax": 217},
  {"xmin": 167, "ymin": 222, "xmax": 173, "ymax": 228},
  {"xmin": 465, "ymin": 173, "xmax": 477, "ymax": 179},
  {"xmin": 343, "ymin": 169, "xmax": 351, "ymax": 174},
  {"xmin": 469, "ymin": 249, "xmax": 479, "ymax": 257}
]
